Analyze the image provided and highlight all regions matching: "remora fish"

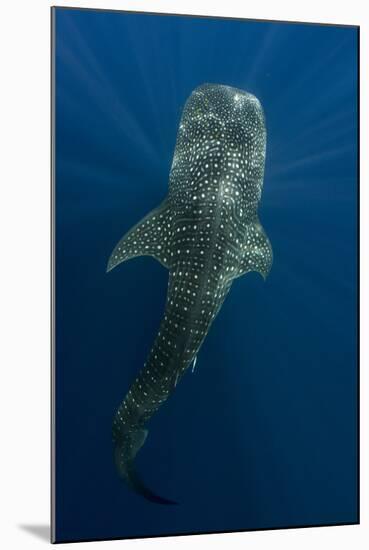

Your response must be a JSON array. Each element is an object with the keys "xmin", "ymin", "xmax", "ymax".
[{"xmin": 107, "ymin": 83, "xmax": 273, "ymax": 504}]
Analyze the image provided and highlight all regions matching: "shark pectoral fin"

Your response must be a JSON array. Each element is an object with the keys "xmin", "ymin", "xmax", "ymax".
[
  {"xmin": 106, "ymin": 200, "xmax": 173, "ymax": 272},
  {"xmin": 237, "ymin": 222, "xmax": 273, "ymax": 280}
]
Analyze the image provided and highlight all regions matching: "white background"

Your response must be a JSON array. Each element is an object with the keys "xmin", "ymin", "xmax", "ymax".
[{"xmin": 0, "ymin": 0, "xmax": 367, "ymax": 548}]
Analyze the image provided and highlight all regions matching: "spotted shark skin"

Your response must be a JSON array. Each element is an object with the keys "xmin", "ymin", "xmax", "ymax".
[{"xmin": 106, "ymin": 83, "xmax": 273, "ymax": 504}]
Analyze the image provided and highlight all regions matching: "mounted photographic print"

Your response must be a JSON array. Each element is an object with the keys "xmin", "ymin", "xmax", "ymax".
[{"xmin": 51, "ymin": 6, "xmax": 359, "ymax": 543}]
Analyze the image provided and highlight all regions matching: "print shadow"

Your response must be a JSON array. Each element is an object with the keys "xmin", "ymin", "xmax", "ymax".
[{"xmin": 18, "ymin": 524, "xmax": 50, "ymax": 543}]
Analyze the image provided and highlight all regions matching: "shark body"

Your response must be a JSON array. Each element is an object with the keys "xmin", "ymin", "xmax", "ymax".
[{"xmin": 107, "ymin": 84, "xmax": 273, "ymax": 504}]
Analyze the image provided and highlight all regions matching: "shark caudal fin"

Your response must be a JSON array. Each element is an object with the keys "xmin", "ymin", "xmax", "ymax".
[
  {"xmin": 114, "ymin": 428, "xmax": 177, "ymax": 506},
  {"xmin": 122, "ymin": 463, "xmax": 178, "ymax": 505},
  {"xmin": 106, "ymin": 200, "xmax": 173, "ymax": 272}
]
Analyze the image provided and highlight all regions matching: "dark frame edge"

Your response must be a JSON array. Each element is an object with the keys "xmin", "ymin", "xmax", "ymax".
[
  {"xmin": 51, "ymin": 5, "xmax": 56, "ymax": 545},
  {"xmin": 50, "ymin": 5, "xmax": 359, "ymax": 30},
  {"xmin": 356, "ymin": 24, "xmax": 360, "ymax": 526}
]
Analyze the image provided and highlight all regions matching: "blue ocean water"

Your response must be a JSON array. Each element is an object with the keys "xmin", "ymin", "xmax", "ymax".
[{"xmin": 53, "ymin": 8, "xmax": 358, "ymax": 543}]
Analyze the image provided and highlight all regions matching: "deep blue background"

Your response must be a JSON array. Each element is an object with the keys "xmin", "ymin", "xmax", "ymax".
[{"xmin": 54, "ymin": 8, "xmax": 358, "ymax": 543}]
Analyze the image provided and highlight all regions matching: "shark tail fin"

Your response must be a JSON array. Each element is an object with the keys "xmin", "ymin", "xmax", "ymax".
[
  {"xmin": 114, "ymin": 428, "xmax": 177, "ymax": 506},
  {"xmin": 106, "ymin": 200, "xmax": 173, "ymax": 272},
  {"xmin": 124, "ymin": 464, "xmax": 177, "ymax": 505}
]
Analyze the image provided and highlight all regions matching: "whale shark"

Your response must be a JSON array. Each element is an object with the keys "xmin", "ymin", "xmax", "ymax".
[{"xmin": 107, "ymin": 83, "xmax": 273, "ymax": 504}]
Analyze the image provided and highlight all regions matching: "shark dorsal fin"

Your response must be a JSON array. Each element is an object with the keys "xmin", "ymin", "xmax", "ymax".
[
  {"xmin": 237, "ymin": 221, "xmax": 273, "ymax": 280},
  {"xmin": 107, "ymin": 201, "xmax": 173, "ymax": 272}
]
